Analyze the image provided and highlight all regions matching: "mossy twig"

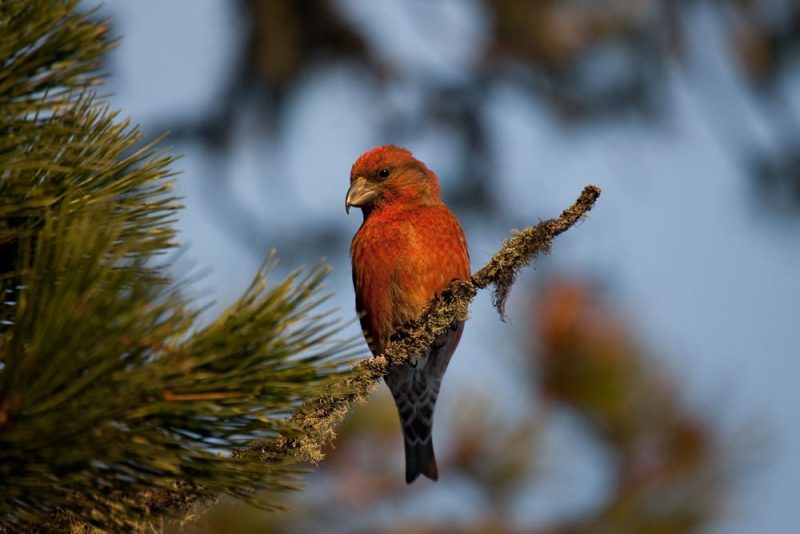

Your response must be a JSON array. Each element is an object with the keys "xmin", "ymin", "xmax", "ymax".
[
  {"xmin": 248, "ymin": 184, "xmax": 602, "ymax": 464},
  {"xmin": 49, "ymin": 185, "xmax": 600, "ymax": 531}
]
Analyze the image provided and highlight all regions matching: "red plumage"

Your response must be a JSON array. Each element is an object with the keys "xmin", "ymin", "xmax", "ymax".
[{"xmin": 346, "ymin": 145, "xmax": 470, "ymax": 483}]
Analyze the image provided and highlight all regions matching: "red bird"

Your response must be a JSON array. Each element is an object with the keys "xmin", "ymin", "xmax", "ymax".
[{"xmin": 346, "ymin": 145, "xmax": 470, "ymax": 483}]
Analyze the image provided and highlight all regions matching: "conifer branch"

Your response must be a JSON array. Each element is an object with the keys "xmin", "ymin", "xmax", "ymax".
[
  {"xmin": 248, "ymin": 185, "xmax": 602, "ymax": 465},
  {"xmin": 35, "ymin": 187, "xmax": 600, "ymax": 531}
]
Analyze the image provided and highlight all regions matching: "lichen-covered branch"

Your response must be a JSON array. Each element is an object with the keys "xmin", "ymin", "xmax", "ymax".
[
  {"xmin": 248, "ymin": 184, "xmax": 602, "ymax": 465},
  {"xmin": 48, "ymin": 185, "xmax": 600, "ymax": 531}
]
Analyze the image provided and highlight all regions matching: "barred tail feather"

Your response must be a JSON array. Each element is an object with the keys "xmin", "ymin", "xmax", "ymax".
[{"xmin": 386, "ymin": 323, "xmax": 463, "ymax": 483}]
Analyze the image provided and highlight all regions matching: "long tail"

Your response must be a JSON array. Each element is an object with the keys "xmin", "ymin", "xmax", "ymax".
[
  {"xmin": 385, "ymin": 324, "xmax": 461, "ymax": 483},
  {"xmin": 388, "ymin": 361, "xmax": 442, "ymax": 483}
]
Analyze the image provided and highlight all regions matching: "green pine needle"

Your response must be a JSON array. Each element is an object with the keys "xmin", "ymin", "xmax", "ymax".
[{"xmin": 0, "ymin": 1, "xmax": 361, "ymax": 530}]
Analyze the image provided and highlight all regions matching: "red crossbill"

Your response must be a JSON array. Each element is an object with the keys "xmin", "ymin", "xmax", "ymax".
[{"xmin": 347, "ymin": 145, "xmax": 470, "ymax": 483}]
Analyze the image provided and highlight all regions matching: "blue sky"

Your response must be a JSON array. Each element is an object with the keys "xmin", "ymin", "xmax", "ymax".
[{"xmin": 100, "ymin": 1, "xmax": 800, "ymax": 531}]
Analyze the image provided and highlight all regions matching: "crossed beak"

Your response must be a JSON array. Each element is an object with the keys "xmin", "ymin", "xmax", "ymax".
[{"xmin": 345, "ymin": 176, "xmax": 378, "ymax": 214}]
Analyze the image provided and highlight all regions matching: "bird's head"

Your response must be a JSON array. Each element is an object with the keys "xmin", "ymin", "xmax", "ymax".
[{"xmin": 346, "ymin": 145, "xmax": 442, "ymax": 216}]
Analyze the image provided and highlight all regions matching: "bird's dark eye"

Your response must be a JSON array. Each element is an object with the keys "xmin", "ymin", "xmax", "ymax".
[{"xmin": 378, "ymin": 168, "xmax": 390, "ymax": 178}]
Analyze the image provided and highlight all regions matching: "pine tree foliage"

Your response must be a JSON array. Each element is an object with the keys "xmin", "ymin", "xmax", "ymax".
[{"xmin": 0, "ymin": 1, "xmax": 358, "ymax": 530}]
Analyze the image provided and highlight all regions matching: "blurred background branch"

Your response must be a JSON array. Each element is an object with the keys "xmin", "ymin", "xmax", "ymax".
[
  {"xmin": 145, "ymin": 0, "xmax": 800, "ymax": 264},
  {"xmin": 3, "ymin": 0, "xmax": 794, "ymax": 531}
]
